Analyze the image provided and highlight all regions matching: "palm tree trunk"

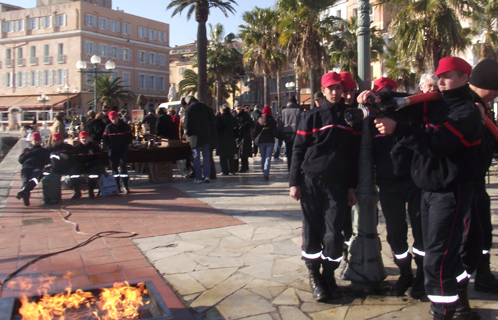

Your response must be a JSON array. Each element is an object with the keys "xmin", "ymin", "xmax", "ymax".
[
  {"xmin": 309, "ymin": 68, "xmax": 317, "ymax": 109},
  {"xmin": 263, "ymin": 75, "xmax": 270, "ymax": 106},
  {"xmin": 197, "ymin": 21, "xmax": 208, "ymax": 103},
  {"xmin": 295, "ymin": 72, "xmax": 301, "ymax": 107},
  {"xmin": 276, "ymin": 71, "xmax": 281, "ymax": 113}
]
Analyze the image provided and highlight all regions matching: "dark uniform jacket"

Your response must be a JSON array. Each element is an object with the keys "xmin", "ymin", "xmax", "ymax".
[
  {"xmin": 49, "ymin": 142, "xmax": 74, "ymax": 174},
  {"xmin": 472, "ymin": 93, "xmax": 496, "ymax": 182},
  {"xmin": 87, "ymin": 119, "xmax": 106, "ymax": 143},
  {"xmin": 72, "ymin": 142, "xmax": 102, "ymax": 167},
  {"xmin": 102, "ymin": 120, "xmax": 133, "ymax": 151},
  {"xmin": 19, "ymin": 145, "xmax": 50, "ymax": 168},
  {"xmin": 143, "ymin": 114, "xmax": 157, "ymax": 135},
  {"xmin": 386, "ymin": 85, "xmax": 482, "ymax": 191},
  {"xmin": 289, "ymin": 99, "xmax": 361, "ymax": 188}
]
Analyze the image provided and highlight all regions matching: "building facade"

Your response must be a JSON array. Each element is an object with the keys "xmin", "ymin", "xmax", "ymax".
[{"xmin": 0, "ymin": 0, "xmax": 170, "ymax": 129}]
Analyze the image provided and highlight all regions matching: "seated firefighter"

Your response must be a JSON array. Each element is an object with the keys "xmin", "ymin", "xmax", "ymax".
[
  {"xmin": 48, "ymin": 132, "xmax": 73, "ymax": 175},
  {"xmin": 16, "ymin": 132, "xmax": 50, "ymax": 206},
  {"xmin": 69, "ymin": 131, "xmax": 102, "ymax": 199}
]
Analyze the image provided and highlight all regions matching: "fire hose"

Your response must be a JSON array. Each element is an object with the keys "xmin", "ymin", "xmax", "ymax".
[{"xmin": 344, "ymin": 92, "xmax": 498, "ymax": 141}]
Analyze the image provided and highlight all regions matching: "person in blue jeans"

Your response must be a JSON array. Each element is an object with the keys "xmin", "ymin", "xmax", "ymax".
[
  {"xmin": 253, "ymin": 106, "xmax": 278, "ymax": 180},
  {"xmin": 184, "ymin": 95, "xmax": 217, "ymax": 183}
]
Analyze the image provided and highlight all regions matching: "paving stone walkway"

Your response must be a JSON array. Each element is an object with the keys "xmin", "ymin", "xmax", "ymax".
[{"xmin": 135, "ymin": 157, "xmax": 498, "ymax": 320}]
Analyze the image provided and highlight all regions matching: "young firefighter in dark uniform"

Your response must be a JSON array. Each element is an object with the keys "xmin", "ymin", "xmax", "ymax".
[
  {"xmin": 49, "ymin": 132, "xmax": 73, "ymax": 175},
  {"xmin": 17, "ymin": 132, "xmax": 50, "ymax": 206},
  {"xmin": 69, "ymin": 131, "xmax": 102, "ymax": 199},
  {"xmin": 463, "ymin": 58, "xmax": 498, "ymax": 295},
  {"xmin": 102, "ymin": 110, "xmax": 133, "ymax": 193},
  {"xmin": 289, "ymin": 72, "xmax": 361, "ymax": 302},
  {"xmin": 370, "ymin": 57, "xmax": 482, "ymax": 320},
  {"xmin": 370, "ymin": 78, "xmax": 425, "ymax": 298}
]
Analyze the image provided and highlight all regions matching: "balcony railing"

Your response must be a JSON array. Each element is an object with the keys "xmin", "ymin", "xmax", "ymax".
[
  {"xmin": 43, "ymin": 55, "xmax": 52, "ymax": 65},
  {"xmin": 29, "ymin": 56, "xmax": 38, "ymax": 65},
  {"xmin": 57, "ymin": 54, "xmax": 66, "ymax": 63},
  {"xmin": 16, "ymin": 58, "xmax": 25, "ymax": 66},
  {"xmin": 5, "ymin": 59, "xmax": 12, "ymax": 67}
]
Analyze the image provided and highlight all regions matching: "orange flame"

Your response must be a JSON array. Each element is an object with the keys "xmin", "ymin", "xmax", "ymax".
[{"xmin": 10, "ymin": 276, "xmax": 146, "ymax": 320}]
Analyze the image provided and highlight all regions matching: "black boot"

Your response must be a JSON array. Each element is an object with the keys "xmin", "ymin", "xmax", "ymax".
[
  {"xmin": 122, "ymin": 177, "xmax": 130, "ymax": 194},
  {"xmin": 475, "ymin": 254, "xmax": 498, "ymax": 294},
  {"xmin": 454, "ymin": 288, "xmax": 472, "ymax": 320},
  {"xmin": 115, "ymin": 176, "xmax": 121, "ymax": 193},
  {"xmin": 391, "ymin": 253, "xmax": 414, "ymax": 296},
  {"xmin": 88, "ymin": 180, "xmax": 96, "ymax": 199},
  {"xmin": 21, "ymin": 191, "xmax": 30, "ymax": 206},
  {"xmin": 307, "ymin": 261, "xmax": 329, "ymax": 302},
  {"xmin": 71, "ymin": 182, "xmax": 82, "ymax": 200},
  {"xmin": 322, "ymin": 261, "xmax": 342, "ymax": 299},
  {"xmin": 408, "ymin": 254, "xmax": 426, "ymax": 299},
  {"xmin": 433, "ymin": 311, "xmax": 455, "ymax": 320}
]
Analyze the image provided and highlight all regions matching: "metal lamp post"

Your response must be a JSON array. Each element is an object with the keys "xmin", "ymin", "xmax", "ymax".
[
  {"xmin": 76, "ymin": 55, "xmax": 115, "ymax": 112},
  {"xmin": 285, "ymin": 82, "xmax": 295, "ymax": 105},
  {"xmin": 344, "ymin": 0, "xmax": 387, "ymax": 290},
  {"xmin": 57, "ymin": 84, "xmax": 78, "ymax": 118},
  {"xmin": 37, "ymin": 94, "xmax": 50, "ymax": 121}
]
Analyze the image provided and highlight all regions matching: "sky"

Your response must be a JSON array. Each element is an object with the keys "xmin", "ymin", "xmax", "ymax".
[{"xmin": 5, "ymin": 0, "xmax": 274, "ymax": 47}]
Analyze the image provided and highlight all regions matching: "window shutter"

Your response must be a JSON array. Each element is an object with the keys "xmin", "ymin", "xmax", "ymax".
[
  {"xmin": 35, "ymin": 71, "xmax": 39, "ymax": 86},
  {"xmin": 48, "ymin": 70, "xmax": 53, "ymax": 85},
  {"xmin": 63, "ymin": 69, "xmax": 67, "ymax": 84},
  {"xmin": 118, "ymin": 47, "xmax": 123, "ymax": 60},
  {"xmin": 22, "ymin": 71, "xmax": 26, "ymax": 87},
  {"xmin": 2, "ymin": 73, "xmax": 6, "ymax": 87},
  {"xmin": 144, "ymin": 52, "xmax": 150, "ymax": 64},
  {"xmin": 116, "ymin": 21, "xmax": 120, "ymax": 32},
  {"xmin": 27, "ymin": 72, "xmax": 32, "ymax": 86},
  {"xmin": 63, "ymin": 14, "xmax": 66, "ymax": 26},
  {"xmin": 40, "ymin": 70, "xmax": 45, "ymax": 86},
  {"xmin": 54, "ymin": 69, "xmax": 59, "ymax": 85},
  {"xmin": 137, "ymin": 75, "xmax": 142, "ymax": 89},
  {"xmin": 154, "ymin": 54, "xmax": 160, "ymax": 65},
  {"xmin": 106, "ymin": 45, "xmax": 112, "ymax": 57}
]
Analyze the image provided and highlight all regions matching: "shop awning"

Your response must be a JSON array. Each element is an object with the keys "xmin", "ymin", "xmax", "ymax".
[{"xmin": 0, "ymin": 94, "xmax": 79, "ymax": 110}]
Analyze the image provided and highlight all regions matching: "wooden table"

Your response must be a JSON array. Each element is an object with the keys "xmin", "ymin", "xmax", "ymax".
[{"xmin": 100, "ymin": 144, "xmax": 191, "ymax": 165}]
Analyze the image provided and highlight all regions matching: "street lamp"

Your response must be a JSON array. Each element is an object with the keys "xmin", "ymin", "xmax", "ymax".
[
  {"xmin": 344, "ymin": 0, "xmax": 386, "ymax": 290},
  {"xmin": 285, "ymin": 81, "xmax": 295, "ymax": 93},
  {"xmin": 37, "ymin": 93, "xmax": 50, "ymax": 121},
  {"xmin": 76, "ymin": 55, "xmax": 116, "ymax": 112},
  {"xmin": 57, "ymin": 84, "xmax": 79, "ymax": 118}
]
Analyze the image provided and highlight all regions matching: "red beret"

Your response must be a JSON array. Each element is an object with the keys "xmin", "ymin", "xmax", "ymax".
[
  {"xmin": 372, "ymin": 77, "xmax": 398, "ymax": 92},
  {"xmin": 52, "ymin": 132, "xmax": 63, "ymax": 141},
  {"xmin": 31, "ymin": 132, "xmax": 41, "ymax": 141},
  {"xmin": 340, "ymin": 71, "xmax": 357, "ymax": 91},
  {"xmin": 262, "ymin": 105, "xmax": 272, "ymax": 116},
  {"xmin": 321, "ymin": 72, "xmax": 342, "ymax": 88},
  {"xmin": 434, "ymin": 57, "xmax": 472, "ymax": 77},
  {"xmin": 79, "ymin": 131, "xmax": 89, "ymax": 138},
  {"xmin": 108, "ymin": 111, "xmax": 119, "ymax": 119}
]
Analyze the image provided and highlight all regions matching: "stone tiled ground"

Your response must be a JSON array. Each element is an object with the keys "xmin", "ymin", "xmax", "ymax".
[{"xmin": 137, "ymin": 157, "xmax": 498, "ymax": 320}]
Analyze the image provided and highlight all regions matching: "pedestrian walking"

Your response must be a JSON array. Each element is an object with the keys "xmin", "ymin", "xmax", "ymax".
[{"xmin": 253, "ymin": 105, "xmax": 278, "ymax": 180}]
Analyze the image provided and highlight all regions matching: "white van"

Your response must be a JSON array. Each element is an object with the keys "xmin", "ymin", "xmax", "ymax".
[{"xmin": 156, "ymin": 101, "xmax": 182, "ymax": 114}]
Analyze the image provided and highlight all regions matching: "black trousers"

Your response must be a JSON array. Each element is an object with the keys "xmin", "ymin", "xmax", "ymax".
[
  {"xmin": 378, "ymin": 179, "xmax": 424, "ymax": 263},
  {"xmin": 283, "ymin": 135, "xmax": 294, "ymax": 172},
  {"xmin": 109, "ymin": 149, "xmax": 128, "ymax": 180},
  {"xmin": 461, "ymin": 178, "xmax": 492, "ymax": 274},
  {"xmin": 69, "ymin": 162, "xmax": 100, "ymax": 187},
  {"xmin": 422, "ymin": 182, "xmax": 473, "ymax": 316},
  {"xmin": 20, "ymin": 167, "xmax": 43, "ymax": 192},
  {"xmin": 219, "ymin": 155, "xmax": 235, "ymax": 175},
  {"xmin": 300, "ymin": 174, "xmax": 348, "ymax": 269}
]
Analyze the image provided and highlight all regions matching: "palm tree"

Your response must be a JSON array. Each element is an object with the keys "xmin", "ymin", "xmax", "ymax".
[
  {"xmin": 277, "ymin": 0, "xmax": 337, "ymax": 108},
  {"xmin": 207, "ymin": 23, "xmax": 243, "ymax": 109},
  {"xmin": 239, "ymin": 7, "xmax": 287, "ymax": 106},
  {"xmin": 383, "ymin": 45, "xmax": 417, "ymax": 92},
  {"xmin": 381, "ymin": 0, "xmax": 470, "ymax": 72},
  {"xmin": 328, "ymin": 16, "xmax": 385, "ymax": 82},
  {"xmin": 468, "ymin": 0, "xmax": 498, "ymax": 60},
  {"xmin": 88, "ymin": 76, "xmax": 135, "ymax": 109},
  {"xmin": 167, "ymin": 0, "xmax": 238, "ymax": 104},
  {"xmin": 178, "ymin": 69, "xmax": 199, "ymax": 96}
]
